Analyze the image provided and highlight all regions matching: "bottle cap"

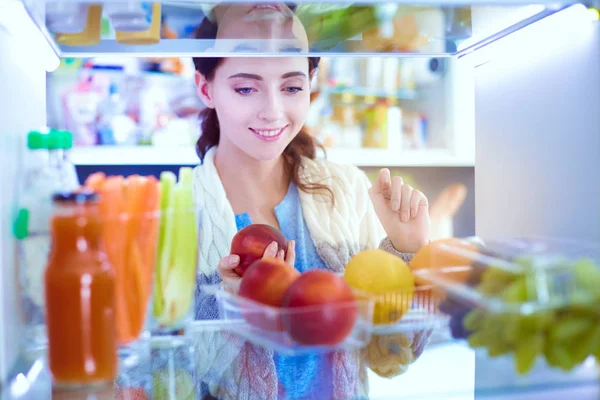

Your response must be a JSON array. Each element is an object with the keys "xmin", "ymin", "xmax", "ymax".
[
  {"xmin": 13, "ymin": 208, "xmax": 29, "ymax": 240},
  {"xmin": 58, "ymin": 130, "xmax": 74, "ymax": 150},
  {"xmin": 27, "ymin": 131, "xmax": 48, "ymax": 150},
  {"xmin": 47, "ymin": 129, "xmax": 61, "ymax": 150}
]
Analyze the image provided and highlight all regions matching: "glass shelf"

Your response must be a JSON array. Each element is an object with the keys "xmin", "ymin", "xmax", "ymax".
[
  {"xmin": 2, "ymin": 336, "xmax": 598, "ymax": 399},
  {"xmin": 23, "ymin": 0, "xmax": 589, "ymax": 59},
  {"xmin": 324, "ymin": 85, "xmax": 419, "ymax": 99}
]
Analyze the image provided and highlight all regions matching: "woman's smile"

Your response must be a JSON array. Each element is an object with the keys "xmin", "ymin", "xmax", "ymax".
[{"xmin": 250, "ymin": 125, "xmax": 288, "ymax": 141}]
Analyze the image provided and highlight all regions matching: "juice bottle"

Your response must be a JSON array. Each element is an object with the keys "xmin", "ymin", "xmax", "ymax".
[{"xmin": 45, "ymin": 192, "xmax": 117, "ymax": 388}]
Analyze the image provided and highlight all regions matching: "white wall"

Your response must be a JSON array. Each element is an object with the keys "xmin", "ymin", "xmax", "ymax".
[{"xmin": 0, "ymin": 21, "xmax": 47, "ymax": 382}]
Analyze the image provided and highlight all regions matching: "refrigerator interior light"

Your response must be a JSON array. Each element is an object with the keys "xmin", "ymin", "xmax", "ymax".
[
  {"xmin": 461, "ymin": 4, "xmax": 594, "ymax": 68},
  {"xmin": 588, "ymin": 8, "xmax": 599, "ymax": 21},
  {"xmin": 457, "ymin": 4, "xmax": 548, "ymax": 52},
  {"xmin": 0, "ymin": 0, "xmax": 60, "ymax": 72}
]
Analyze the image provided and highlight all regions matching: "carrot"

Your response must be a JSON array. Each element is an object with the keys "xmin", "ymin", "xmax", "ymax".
[
  {"xmin": 122, "ymin": 175, "xmax": 149, "ymax": 340},
  {"xmin": 128, "ymin": 243, "xmax": 145, "ymax": 337},
  {"xmin": 99, "ymin": 176, "xmax": 132, "ymax": 343},
  {"xmin": 84, "ymin": 172, "xmax": 106, "ymax": 192}
]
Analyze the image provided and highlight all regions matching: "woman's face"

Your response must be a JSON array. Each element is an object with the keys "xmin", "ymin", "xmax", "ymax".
[{"xmin": 196, "ymin": 57, "xmax": 312, "ymax": 161}]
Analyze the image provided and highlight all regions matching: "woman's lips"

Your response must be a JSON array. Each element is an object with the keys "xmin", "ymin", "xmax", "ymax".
[
  {"xmin": 248, "ymin": 4, "xmax": 282, "ymax": 13},
  {"xmin": 249, "ymin": 126, "xmax": 287, "ymax": 142}
]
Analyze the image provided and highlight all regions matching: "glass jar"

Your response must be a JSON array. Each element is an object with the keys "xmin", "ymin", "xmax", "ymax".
[{"xmin": 45, "ymin": 192, "xmax": 117, "ymax": 389}]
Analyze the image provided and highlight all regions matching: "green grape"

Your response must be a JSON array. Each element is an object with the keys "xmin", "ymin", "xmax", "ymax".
[
  {"xmin": 501, "ymin": 277, "xmax": 528, "ymax": 303},
  {"xmin": 488, "ymin": 340, "xmax": 512, "ymax": 357},
  {"xmin": 467, "ymin": 331, "xmax": 488, "ymax": 348},
  {"xmin": 571, "ymin": 323, "xmax": 600, "ymax": 364},
  {"xmin": 549, "ymin": 317, "xmax": 594, "ymax": 342},
  {"xmin": 481, "ymin": 313, "xmax": 508, "ymax": 345},
  {"xmin": 463, "ymin": 309, "xmax": 484, "ymax": 331},
  {"xmin": 499, "ymin": 313, "xmax": 521, "ymax": 344},
  {"xmin": 517, "ymin": 311, "xmax": 554, "ymax": 336},
  {"xmin": 573, "ymin": 258, "xmax": 600, "ymax": 296},
  {"xmin": 514, "ymin": 256, "xmax": 536, "ymax": 270},
  {"xmin": 559, "ymin": 304, "xmax": 598, "ymax": 319},
  {"xmin": 514, "ymin": 334, "xmax": 544, "ymax": 375},
  {"xmin": 544, "ymin": 340, "xmax": 576, "ymax": 371},
  {"xmin": 478, "ymin": 266, "xmax": 518, "ymax": 296},
  {"xmin": 593, "ymin": 343, "xmax": 600, "ymax": 360}
]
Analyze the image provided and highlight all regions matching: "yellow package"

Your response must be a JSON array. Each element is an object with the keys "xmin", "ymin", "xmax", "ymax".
[
  {"xmin": 55, "ymin": 4, "xmax": 102, "ymax": 46},
  {"xmin": 115, "ymin": 3, "xmax": 162, "ymax": 45}
]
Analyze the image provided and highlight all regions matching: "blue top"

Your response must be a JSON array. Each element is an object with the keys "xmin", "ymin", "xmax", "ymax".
[
  {"xmin": 234, "ymin": 183, "xmax": 327, "ymax": 274},
  {"xmin": 234, "ymin": 183, "xmax": 333, "ymax": 400}
]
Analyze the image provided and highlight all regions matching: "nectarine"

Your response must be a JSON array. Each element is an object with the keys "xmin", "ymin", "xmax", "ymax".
[
  {"xmin": 238, "ymin": 258, "xmax": 300, "ymax": 332},
  {"xmin": 410, "ymin": 237, "xmax": 478, "ymax": 285},
  {"xmin": 231, "ymin": 224, "xmax": 288, "ymax": 276},
  {"xmin": 282, "ymin": 270, "xmax": 358, "ymax": 346}
]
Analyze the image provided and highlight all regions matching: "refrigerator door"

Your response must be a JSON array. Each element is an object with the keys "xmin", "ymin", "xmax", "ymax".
[
  {"xmin": 472, "ymin": 4, "xmax": 600, "ymax": 243},
  {"xmin": 0, "ymin": 2, "xmax": 50, "ymax": 383},
  {"xmin": 469, "ymin": 5, "xmax": 600, "ymax": 398}
]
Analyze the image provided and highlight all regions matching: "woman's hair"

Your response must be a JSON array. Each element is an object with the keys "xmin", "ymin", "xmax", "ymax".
[{"xmin": 192, "ymin": 13, "xmax": 333, "ymax": 202}]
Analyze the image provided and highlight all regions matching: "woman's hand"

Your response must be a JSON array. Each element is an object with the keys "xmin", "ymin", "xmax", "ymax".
[
  {"xmin": 217, "ymin": 240, "xmax": 296, "ymax": 287},
  {"xmin": 368, "ymin": 168, "xmax": 430, "ymax": 253}
]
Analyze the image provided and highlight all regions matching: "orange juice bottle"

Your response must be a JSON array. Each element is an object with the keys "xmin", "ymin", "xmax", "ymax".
[{"xmin": 45, "ymin": 192, "xmax": 117, "ymax": 388}]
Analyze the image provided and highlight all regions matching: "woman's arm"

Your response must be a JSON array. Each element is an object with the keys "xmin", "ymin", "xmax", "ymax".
[{"xmin": 356, "ymin": 170, "xmax": 432, "ymax": 378}]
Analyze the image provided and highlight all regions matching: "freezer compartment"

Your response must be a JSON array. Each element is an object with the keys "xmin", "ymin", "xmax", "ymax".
[{"xmin": 417, "ymin": 237, "xmax": 600, "ymax": 375}]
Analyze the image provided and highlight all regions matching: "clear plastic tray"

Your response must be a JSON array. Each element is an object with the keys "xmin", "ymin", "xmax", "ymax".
[
  {"xmin": 201, "ymin": 285, "xmax": 374, "ymax": 355},
  {"xmin": 369, "ymin": 283, "xmax": 449, "ymax": 335},
  {"xmin": 416, "ymin": 236, "xmax": 600, "ymax": 375},
  {"xmin": 417, "ymin": 236, "xmax": 600, "ymax": 314}
]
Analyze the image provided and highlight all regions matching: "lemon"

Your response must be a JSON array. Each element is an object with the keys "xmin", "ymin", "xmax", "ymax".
[{"xmin": 344, "ymin": 249, "xmax": 415, "ymax": 324}]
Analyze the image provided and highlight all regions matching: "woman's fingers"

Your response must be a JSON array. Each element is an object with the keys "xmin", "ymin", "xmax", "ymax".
[
  {"xmin": 399, "ymin": 184, "xmax": 412, "ymax": 222},
  {"xmin": 410, "ymin": 189, "xmax": 427, "ymax": 219},
  {"xmin": 218, "ymin": 254, "xmax": 242, "ymax": 281},
  {"xmin": 390, "ymin": 176, "xmax": 404, "ymax": 212},
  {"xmin": 285, "ymin": 240, "xmax": 296, "ymax": 268},
  {"xmin": 262, "ymin": 241, "xmax": 279, "ymax": 259}
]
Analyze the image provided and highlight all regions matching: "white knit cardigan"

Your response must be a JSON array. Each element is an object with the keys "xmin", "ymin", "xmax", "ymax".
[{"xmin": 192, "ymin": 147, "xmax": 412, "ymax": 399}]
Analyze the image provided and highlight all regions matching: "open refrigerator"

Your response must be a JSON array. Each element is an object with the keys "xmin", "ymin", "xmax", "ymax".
[{"xmin": 0, "ymin": 0, "xmax": 599, "ymax": 399}]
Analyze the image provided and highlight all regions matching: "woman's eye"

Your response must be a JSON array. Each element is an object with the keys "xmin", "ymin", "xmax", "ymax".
[
  {"xmin": 235, "ymin": 88, "xmax": 254, "ymax": 95},
  {"xmin": 284, "ymin": 87, "xmax": 303, "ymax": 94}
]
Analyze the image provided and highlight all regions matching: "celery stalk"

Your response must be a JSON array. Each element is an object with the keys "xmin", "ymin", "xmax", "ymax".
[
  {"xmin": 178, "ymin": 167, "xmax": 193, "ymax": 190},
  {"xmin": 157, "ymin": 177, "xmax": 198, "ymax": 324},
  {"xmin": 153, "ymin": 171, "xmax": 176, "ymax": 318}
]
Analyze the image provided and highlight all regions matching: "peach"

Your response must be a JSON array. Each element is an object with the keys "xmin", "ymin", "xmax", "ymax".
[
  {"xmin": 231, "ymin": 224, "xmax": 288, "ymax": 277},
  {"xmin": 282, "ymin": 270, "xmax": 358, "ymax": 346},
  {"xmin": 238, "ymin": 258, "xmax": 300, "ymax": 332}
]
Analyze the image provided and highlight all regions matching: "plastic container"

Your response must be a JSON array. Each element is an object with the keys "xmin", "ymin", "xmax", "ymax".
[
  {"xmin": 150, "ymin": 336, "xmax": 198, "ymax": 400},
  {"xmin": 369, "ymin": 283, "xmax": 449, "ymax": 335},
  {"xmin": 104, "ymin": 1, "xmax": 154, "ymax": 32},
  {"xmin": 416, "ymin": 237, "xmax": 600, "ymax": 375},
  {"xmin": 15, "ymin": 130, "xmax": 61, "ymax": 357},
  {"xmin": 150, "ymin": 208, "xmax": 199, "ymax": 335},
  {"xmin": 55, "ymin": 4, "xmax": 103, "ymax": 46},
  {"xmin": 202, "ymin": 285, "xmax": 374, "ymax": 355},
  {"xmin": 114, "ymin": 3, "xmax": 162, "ymax": 45},
  {"xmin": 48, "ymin": 129, "xmax": 80, "ymax": 193},
  {"xmin": 46, "ymin": 1, "xmax": 90, "ymax": 34}
]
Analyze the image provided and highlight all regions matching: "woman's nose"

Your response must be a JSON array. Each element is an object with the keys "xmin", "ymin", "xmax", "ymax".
[{"xmin": 258, "ymin": 91, "xmax": 284, "ymax": 123}]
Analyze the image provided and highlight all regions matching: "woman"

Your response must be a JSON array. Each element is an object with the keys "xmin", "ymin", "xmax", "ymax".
[{"xmin": 192, "ymin": 4, "xmax": 430, "ymax": 399}]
